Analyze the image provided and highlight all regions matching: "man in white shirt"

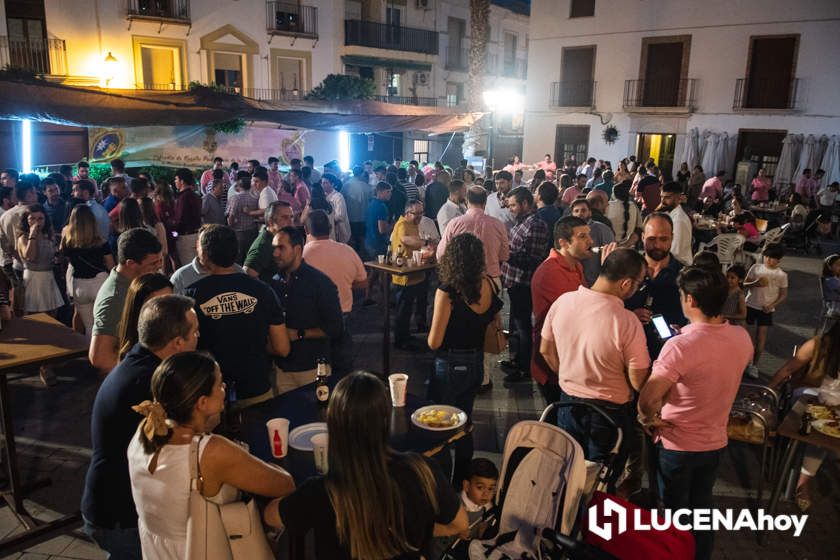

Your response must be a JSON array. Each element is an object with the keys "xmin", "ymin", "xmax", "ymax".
[
  {"xmin": 321, "ymin": 173, "xmax": 351, "ymax": 244},
  {"xmin": 436, "ymin": 179, "xmax": 466, "ymax": 234},
  {"xmin": 485, "ymin": 170, "xmax": 516, "ymax": 232},
  {"xmin": 659, "ymin": 181, "xmax": 694, "ymax": 265},
  {"xmin": 252, "ymin": 166, "xmax": 278, "ymax": 211}
]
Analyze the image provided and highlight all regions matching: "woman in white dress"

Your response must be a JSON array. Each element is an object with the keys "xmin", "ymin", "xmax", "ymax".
[
  {"xmin": 16, "ymin": 204, "xmax": 64, "ymax": 314},
  {"xmin": 128, "ymin": 352, "xmax": 294, "ymax": 559}
]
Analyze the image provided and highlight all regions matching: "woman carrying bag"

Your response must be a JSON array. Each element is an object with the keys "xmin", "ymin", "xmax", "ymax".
[
  {"xmin": 128, "ymin": 352, "xmax": 294, "ymax": 559},
  {"xmin": 427, "ymin": 233, "xmax": 503, "ymax": 485}
]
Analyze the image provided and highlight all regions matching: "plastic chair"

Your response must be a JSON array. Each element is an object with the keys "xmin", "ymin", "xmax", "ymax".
[
  {"xmin": 698, "ymin": 233, "xmax": 745, "ymax": 269},
  {"xmin": 746, "ymin": 224, "xmax": 789, "ymax": 262}
]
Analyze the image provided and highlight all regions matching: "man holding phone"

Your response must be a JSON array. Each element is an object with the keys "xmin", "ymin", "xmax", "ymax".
[{"xmin": 622, "ymin": 212, "xmax": 687, "ymax": 498}]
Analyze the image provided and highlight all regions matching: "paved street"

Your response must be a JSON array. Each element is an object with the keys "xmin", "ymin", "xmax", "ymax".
[{"xmin": 0, "ymin": 253, "xmax": 836, "ymax": 559}]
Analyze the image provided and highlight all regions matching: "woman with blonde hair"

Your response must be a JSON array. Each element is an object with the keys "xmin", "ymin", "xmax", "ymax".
[
  {"xmin": 128, "ymin": 352, "xmax": 294, "ymax": 559},
  {"xmin": 118, "ymin": 273, "xmax": 173, "ymax": 359},
  {"xmin": 265, "ymin": 371, "xmax": 467, "ymax": 558},
  {"xmin": 60, "ymin": 204, "xmax": 114, "ymax": 338}
]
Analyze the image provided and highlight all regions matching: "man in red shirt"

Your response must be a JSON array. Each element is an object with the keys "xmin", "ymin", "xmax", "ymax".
[{"xmin": 530, "ymin": 216, "xmax": 594, "ymax": 404}]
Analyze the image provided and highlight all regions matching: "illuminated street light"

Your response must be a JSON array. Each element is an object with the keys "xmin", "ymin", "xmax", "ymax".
[{"xmin": 103, "ymin": 52, "xmax": 118, "ymax": 87}]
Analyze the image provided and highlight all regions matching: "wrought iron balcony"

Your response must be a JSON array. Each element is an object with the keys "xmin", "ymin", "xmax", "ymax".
[
  {"xmin": 374, "ymin": 95, "xmax": 440, "ymax": 107},
  {"xmin": 550, "ymin": 80, "xmax": 596, "ymax": 108},
  {"xmin": 0, "ymin": 36, "xmax": 67, "ymax": 75},
  {"xmin": 502, "ymin": 57, "xmax": 527, "ymax": 79},
  {"xmin": 445, "ymin": 47, "xmax": 468, "ymax": 71},
  {"xmin": 344, "ymin": 20, "xmax": 438, "ymax": 55},
  {"xmin": 623, "ymin": 78, "xmax": 697, "ymax": 110},
  {"xmin": 126, "ymin": 0, "xmax": 190, "ymax": 23},
  {"xmin": 266, "ymin": 1, "xmax": 318, "ymax": 39},
  {"xmin": 733, "ymin": 78, "xmax": 800, "ymax": 111}
]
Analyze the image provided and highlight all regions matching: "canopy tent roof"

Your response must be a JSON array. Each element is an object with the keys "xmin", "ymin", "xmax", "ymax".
[{"xmin": 0, "ymin": 77, "xmax": 481, "ymax": 134}]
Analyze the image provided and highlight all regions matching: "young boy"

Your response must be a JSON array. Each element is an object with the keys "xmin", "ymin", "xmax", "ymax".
[
  {"xmin": 744, "ymin": 243, "xmax": 788, "ymax": 377},
  {"xmin": 430, "ymin": 458, "xmax": 499, "ymax": 559}
]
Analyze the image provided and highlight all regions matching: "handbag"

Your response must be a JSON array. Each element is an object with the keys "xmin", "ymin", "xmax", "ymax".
[
  {"xmin": 185, "ymin": 435, "xmax": 274, "ymax": 560},
  {"xmin": 483, "ymin": 277, "xmax": 507, "ymax": 355}
]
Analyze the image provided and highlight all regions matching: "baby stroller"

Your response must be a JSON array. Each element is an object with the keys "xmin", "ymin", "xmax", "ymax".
[{"xmin": 467, "ymin": 402, "xmax": 623, "ymax": 560}]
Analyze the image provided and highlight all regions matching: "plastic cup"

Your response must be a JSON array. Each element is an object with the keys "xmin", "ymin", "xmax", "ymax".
[
  {"xmin": 412, "ymin": 250, "xmax": 423, "ymax": 266},
  {"xmin": 389, "ymin": 373, "xmax": 408, "ymax": 407},
  {"xmin": 266, "ymin": 418, "xmax": 289, "ymax": 458},
  {"xmin": 377, "ymin": 254, "xmax": 386, "ymax": 264},
  {"xmin": 311, "ymin": 433, "xmax": 329, "ymax": 474}
]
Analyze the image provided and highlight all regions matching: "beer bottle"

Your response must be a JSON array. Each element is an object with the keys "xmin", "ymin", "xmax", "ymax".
[{"xmin": 315, "ymin": 358, "xmax": 330, "ymax": 405}]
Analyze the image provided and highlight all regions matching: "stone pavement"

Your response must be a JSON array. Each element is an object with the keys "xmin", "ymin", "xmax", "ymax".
[{"xmin": 0, "ymin": 253, "xmax": 836, "ymax": 559}]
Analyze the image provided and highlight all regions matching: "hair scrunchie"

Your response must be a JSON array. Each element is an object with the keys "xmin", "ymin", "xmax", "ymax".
[{"xmin": 132, "ymin": 400, "xmax": 169, "ymax": 441}]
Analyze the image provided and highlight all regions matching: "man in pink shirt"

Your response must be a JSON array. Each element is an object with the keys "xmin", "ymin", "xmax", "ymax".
[
  {"xmin": 267, "ymin": 157, "xmax": 283, "ymax": 193},
  {"xmin": 638, "ymin": 266, "xmax": 752, "ymax": 560},
  {"xmin": 199, "ymin": 157, "xmax": 224, "ymax": 192},
  {"xmin": 302, "ymin": 209, "xmax": 367, "ymax": 314},
  {"xmin": 794, "ymin": 168, "xmax": 818, "ymax": 206},
  {"xmin": 540, "ymin": 248, "xmax": 650, "ymax": 470},
  {"xmin": 699, "ymin": 170, "xmax": 725, "ymax": 201},
  {"xmin": 436, "ymin": 186, "xmax": 509, "ymax": 280},
  {"xmin": 560, "ymin": 174, "xmax": 585, "ymax": 207}
]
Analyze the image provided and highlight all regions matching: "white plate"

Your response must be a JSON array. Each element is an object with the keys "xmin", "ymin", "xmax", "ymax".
[
  {"xmin": 811, "ymin": 419, "xmax": 840, "ymax": 439},
  {"xmin": 411, "ymin": 405, "xmax": 467, "ymax": 432},
  {"xmin": 288, "ymin": 422, "xmax": 327, "ymax": 451}
]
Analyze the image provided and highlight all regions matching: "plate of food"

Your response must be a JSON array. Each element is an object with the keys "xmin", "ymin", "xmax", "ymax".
[
  {"xmin": 806, "ymin": 404, "xmax": 836, "ymax": 421},
  {"xmin": 411, "ymin": 405, "xmax": 467, "ymax": 431},
  {"xmin": 811, "ymin": 418, "xmax": 840, "ymax": 439}
]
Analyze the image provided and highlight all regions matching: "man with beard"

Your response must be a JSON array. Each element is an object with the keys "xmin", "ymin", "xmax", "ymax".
[
  {"xmin": 621, "ymin": 212, "xmax": 687, "ymax": 498},
  {"xmin": 658, "ymin": 181, "xmax": 693, "ymax": 265},
  {"xmin": 530, "ymin": 216, "xmax": 594, "ymax": 404},
  {"xmin": 569, "ymin": 199, "xmax": 615, "ymax": 286}
]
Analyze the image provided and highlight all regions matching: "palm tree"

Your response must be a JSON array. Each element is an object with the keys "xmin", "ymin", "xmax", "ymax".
[{"xmin": 463, "ymin": 0, "xmax": 490, "ymax": 160}]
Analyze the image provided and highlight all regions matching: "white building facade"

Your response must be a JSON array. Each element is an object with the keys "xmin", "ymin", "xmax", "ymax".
[
  {"xmin": 0, "ymin": 0, "xmax": 529, "ymax": 168},
  {"xmin": 523, "ymin": 0, "xmax": 840, "ymax": 185}
]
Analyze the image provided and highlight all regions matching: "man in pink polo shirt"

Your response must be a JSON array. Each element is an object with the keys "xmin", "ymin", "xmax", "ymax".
[
  {"xmin": 540, "ymin": 248, "xmax": 650, "ymax": 472},
  {"xmin": 638, "ymin": 266, "xmax": 752, "ymax": 560}
]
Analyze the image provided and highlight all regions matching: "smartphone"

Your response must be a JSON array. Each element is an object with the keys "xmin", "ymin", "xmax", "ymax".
[{"xmin": 651, "ymin": 314, "xmax": 674, "ymax": 340}]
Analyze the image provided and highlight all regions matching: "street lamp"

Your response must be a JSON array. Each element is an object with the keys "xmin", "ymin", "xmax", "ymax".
[
  {"xmin": 482, "ymin": 89, "xmax": 525, "ymax": 173},
  {"xmin": 103, "ymin": 52, "xmax": 118, "ymax": 87}
]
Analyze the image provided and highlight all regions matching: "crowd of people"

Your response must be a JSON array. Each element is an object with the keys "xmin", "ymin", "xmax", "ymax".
[{"xmin": 0, "ymin": 149, "xmax": 837, "ymax": 560}]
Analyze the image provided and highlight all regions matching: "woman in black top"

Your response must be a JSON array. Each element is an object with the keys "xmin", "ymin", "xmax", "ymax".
[
  {"xmin": 60, "ymin": 204, "xmax": 114, "ymax": 339},
  {"xmin": 427, "ymin": 233, "xmax": 503, "ymax": 484},
  {"xmin": 265, "ymin": 372, "xmax": 466, "ymax": 559}
]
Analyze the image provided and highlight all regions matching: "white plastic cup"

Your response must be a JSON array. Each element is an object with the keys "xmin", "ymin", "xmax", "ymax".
[
  {"xmin": 412, "ymin": 250, "xmax": 423, "ymax": 266},
  {"xmin": 377, "ymin": 254, "xmax": 386, "ymax": 264},
  {"xmin": 311, "ymin": 433, "xmax": 329, "ymax": 474},
  {"xmin": 389, "ymin": 373, "xmax": 409, "ymax": 407},
  {"xmin": 266, "ymin": 418, "xmax": 290, "ymax": 458}
]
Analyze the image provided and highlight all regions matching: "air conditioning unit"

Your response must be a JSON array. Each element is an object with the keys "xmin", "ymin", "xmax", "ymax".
[
  {"xmin": 416, "ymin": 0, "xmax": 431, "ymax": 9},
  {"xmin": 414, "ymin": 72, "xmax": 430, "ymax": 86}
]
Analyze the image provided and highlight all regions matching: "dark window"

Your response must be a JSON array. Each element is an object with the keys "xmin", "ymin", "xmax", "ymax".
[
  {"xmin": 555, "ymin": 125, "xmax": 589, "ymax": 165},
  {"xmin": 735, "ymin": 130, "xmax": 786, "ymax": 179},
  {"xmin": 745, "ymin": 37, "xmax": 797, "ymax": 109},
  {"xmin": 570, "ymin": 0, "xmax": 595, "ymax": 18},
  {"xmin": 558, "ymin": 46, "xmax": 595, "ymax": 106},
  {"xmin": 642, "ymin": 42, "xmax": 684, "ymax": 107}
]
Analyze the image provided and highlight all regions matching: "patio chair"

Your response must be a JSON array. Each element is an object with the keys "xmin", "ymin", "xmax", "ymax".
[
  {"xmin": 697, "ymin": 233, "xmax": 745, "ymax": 269},
  {"xmin": 745, "ymin": 225, "xmax": 788, "ymax": 262}
]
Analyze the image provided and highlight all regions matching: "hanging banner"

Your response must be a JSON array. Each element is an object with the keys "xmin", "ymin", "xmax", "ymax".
[{"xmin": 88, "ymin": 125, "xmax": 305, "ymax": 168}]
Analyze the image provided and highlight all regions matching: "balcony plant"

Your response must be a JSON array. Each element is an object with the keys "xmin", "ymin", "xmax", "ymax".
[{"xmin": 306, "ymin": 74, "xmax": 375, "ymax": 101}]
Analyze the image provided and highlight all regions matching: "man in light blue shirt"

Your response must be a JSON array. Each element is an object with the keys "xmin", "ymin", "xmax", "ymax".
[{"xmin": 72, "ymin": 180, "xmax": 110, "ymax": 241}]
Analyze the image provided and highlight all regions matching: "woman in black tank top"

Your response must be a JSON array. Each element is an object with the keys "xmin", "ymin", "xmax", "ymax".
[{"xmin": 427, "ymin": 233, "xmax": 502, "ymax": 485}]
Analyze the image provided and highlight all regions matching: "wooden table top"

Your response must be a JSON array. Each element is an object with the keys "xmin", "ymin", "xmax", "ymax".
[
  {"xmin": 0, "ymin": 314, "xmax": 89, "ymax": 373},
  {"xmin": 778, "ymin": 395, "xmax": 840, "ymax": 455},
  {"xmin": 364, "ymin": 261, "xmax": 437, "ymax": 275}
]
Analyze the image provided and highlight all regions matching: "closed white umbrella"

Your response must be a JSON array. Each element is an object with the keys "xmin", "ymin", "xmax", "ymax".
[
  {"xmin": 773, "ymin": 134, "xmax": 799, "ymax": 197},
  {"xmin": 714, "ymin": 132, "xmax": 729, "ymax": 177},
  {"xmin": 724, "ymin": 133, "xmax": 738, "ymax": 180},
  {"xmin": 792, "ymin": 134, "xmax": 817, "ymax": 187},
  {"xmin": 701, "ymin": 131, "xmax": 719, "ymax": 175},
  {"xmin": 820, "ymin": 135, "xmax": 839, "ymax": 187},
  {"xmin": 679, "ymin": 127, "xmax": 700, "ymax": 169},
  {"xmin": 812, "ymin": 135, "xmax": 830, "ymax": 186}
]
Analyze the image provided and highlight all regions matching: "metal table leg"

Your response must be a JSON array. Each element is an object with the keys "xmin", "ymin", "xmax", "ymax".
[
  {"xmin": 382, "ymin": 271, "xmax": 391, "ymax": 376},
  {"xmin": 759, "ymin": 438, "xmax": 799, "ymax": 546}
]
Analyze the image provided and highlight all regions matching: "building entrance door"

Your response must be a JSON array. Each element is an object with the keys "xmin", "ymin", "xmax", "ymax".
[{"xmin": 635, "ymin": 133, "xmax": 676, "ymax": 177}]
